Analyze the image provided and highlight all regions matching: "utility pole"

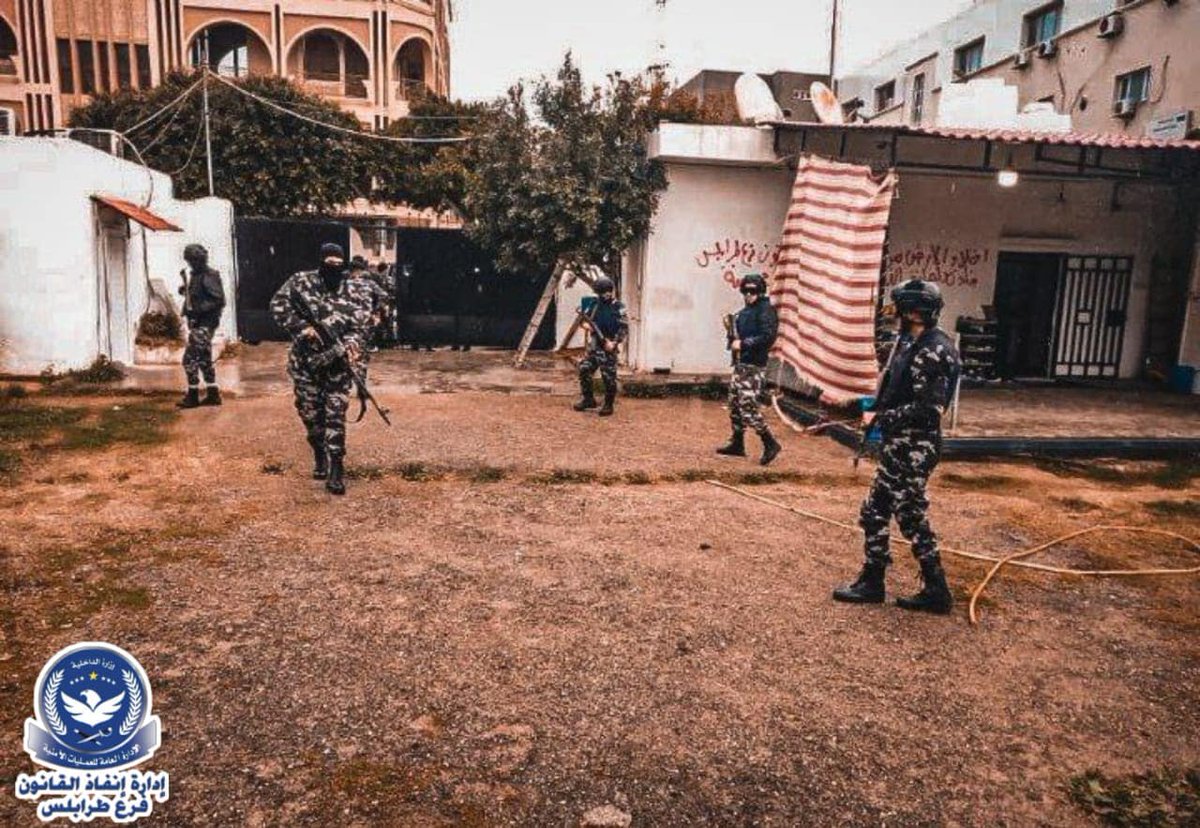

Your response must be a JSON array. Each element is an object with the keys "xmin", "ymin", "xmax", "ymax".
[
  {"xmin": 829, "ymin": 0, "xmax": 840, "ymax": 96},
  {"xmin": 202, "ymin": 66, "xmax": 214, "ymax": 196}
]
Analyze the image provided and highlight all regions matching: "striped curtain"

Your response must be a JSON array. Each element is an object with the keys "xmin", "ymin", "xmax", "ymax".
[{"xmin": 768, "ymin": 155, "xmax": 897, "ymax": 405}]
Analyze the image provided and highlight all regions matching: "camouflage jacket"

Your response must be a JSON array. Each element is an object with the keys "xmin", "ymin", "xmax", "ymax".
[
  {"xmin": 269, "ymin": 270, "xmax": 377, "ymax": 363},
  {"xmin": 872, "ymin": 328, "xmax": 962, "ymax": 435}
]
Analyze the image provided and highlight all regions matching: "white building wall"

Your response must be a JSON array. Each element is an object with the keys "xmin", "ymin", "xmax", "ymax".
[
  {"xmin": 0, "ymin": 138, "xmax": 236, "ymax": 375},
  {"xmin": 626, "ymin": 159, "xmax": 792, "ymax": 374},
  {"xmin": 883, "ymin": 171, "xmax": 1185, "ymax": 379},
  {"xmin": 840, "ymin": 0, "xmax": 1113, "ymax": 120}
]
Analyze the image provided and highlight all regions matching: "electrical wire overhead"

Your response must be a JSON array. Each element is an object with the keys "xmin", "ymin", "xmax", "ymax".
[{"xmin": 204, "ymin": 69, "xmax": 477, "ymax": 144}]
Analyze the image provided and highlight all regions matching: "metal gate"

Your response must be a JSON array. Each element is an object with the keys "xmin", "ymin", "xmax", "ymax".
[
  {"xmin": 235, "ymin": 218, "xmax": 351, "ymax": 342},
  {"xmin": 1050, "ymin": 255, "xmax": 1132, "ymax": 378}
]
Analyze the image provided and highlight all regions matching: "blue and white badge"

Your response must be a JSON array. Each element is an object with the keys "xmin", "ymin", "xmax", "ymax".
[
  {"xmin": 25, "ymin": 642, "xmax": 161, "ymax": 770},
  {"xmin": 16, "ymin": 643, "xmax": 168, "ymax": 823}
]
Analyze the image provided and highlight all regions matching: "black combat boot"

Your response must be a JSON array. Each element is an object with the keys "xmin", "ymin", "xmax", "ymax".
[
  {"xmin": 573, "ymin": 378, "xmax": 598, "ymax": 411},
  {"xmin": 598, "ymin": 389, "xmax": 616, "ymax": 417},
  {"xmin": 309, "ymin": 438, "xmax": 329, "ymax": 480},
  {"xmin": 759, "ymin": 431, "xmax": 782, "ymax": 466},
  {"xmin": 716, "ymin": 431, "xmax": 747, "ymax": 457},
  {"xmin": 325, "ymin": 456, "xmax": 346, "ymax": 495},
  {"xmin": 201, "ymin": 386, "xmax": 222, "ymax": 406},
  {"xmin": 176, "ymin": 387, "xmax": 200, "ymax": 409},
  {"xmin": 832, "ymin": 561, "xmax": 887, "ymax": 604},
  {"xmin": 896, "ymin": 558, "xmax": 953, "ymax": 615}
]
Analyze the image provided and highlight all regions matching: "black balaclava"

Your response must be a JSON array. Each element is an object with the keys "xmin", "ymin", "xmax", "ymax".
[
  {"xmin": 318, "ymin": 243, "xmax": 345, "ymax": 292},
  {"xmin": 183, "ymin": 243, "xmax": 208, "ymax": 272}
]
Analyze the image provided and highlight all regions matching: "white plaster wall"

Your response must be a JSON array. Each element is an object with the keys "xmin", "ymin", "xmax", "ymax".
[
  {"xmin": 629, "ymin": 160, "xmax": 793, "ymax": 374},
  {"xmin": 146, "ymin": 197, "xmax": 239, "ymax": 340},
  {"xmin": 0, "ymin": 138, "xmax": 236, "ymax": 374},
  {"xmin": 841, "ymin": 0, "xmax": 1113, "ymax": 120},
  {"xmin": 883, "ymin": 170, "xmax": 1187, "ymax": 378}
]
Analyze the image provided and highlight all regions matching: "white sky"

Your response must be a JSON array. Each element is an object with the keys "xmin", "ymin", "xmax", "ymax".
[{"xmin": 449, "ymin": 0, "xmax": 976, "ymax": 102}]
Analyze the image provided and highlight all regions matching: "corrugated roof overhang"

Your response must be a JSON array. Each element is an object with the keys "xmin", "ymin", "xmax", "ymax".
[{"xmin": 91, "ymin": 195, "xmax": 182, "ymax": 232}]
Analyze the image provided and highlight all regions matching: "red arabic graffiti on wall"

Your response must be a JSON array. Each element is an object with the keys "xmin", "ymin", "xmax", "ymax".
[
  {"xmin": 882, "ymin": 243, "xmax": 990, "ymax": 288},
  {"xmin": 694, "ymin": 238, "xmax": 782, "ymax": 290}
]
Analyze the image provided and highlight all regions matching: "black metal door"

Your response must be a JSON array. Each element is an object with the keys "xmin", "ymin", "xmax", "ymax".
[
  {"xmin": 1050, "ymin": 255, "xmax": 1132, "ymax": 378},
  {"xmin": 393, "ymin": 228, "xmax": 554, "ymax": 349},
  {"xmin": 994, "ymin": 252, "xmax": 1061, "ymax": 379},
  {"xmin": 235, "ymin": 218, "xmax": 351, "ymax": 342}
]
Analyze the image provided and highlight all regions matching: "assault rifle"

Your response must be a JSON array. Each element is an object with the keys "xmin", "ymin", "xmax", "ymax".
[
  {"xmin": 576, "ymin": 306, "xmax": 614, "ymax": 351},
  {"xmin": 722, "ymin": 312, "xmax": 738, "ymax": 364},
  {"xmin": 290, "ymin": 291, "xmax": 392, "ymax": 426}
]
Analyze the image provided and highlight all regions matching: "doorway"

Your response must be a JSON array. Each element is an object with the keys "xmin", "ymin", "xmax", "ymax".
[
  {"xmin": 96, "ymin": 211, "xmax": 132, "ymax": 365},
  {"xmin": 994, "ymin": 252, "xmax": 1060, "ymax": 379}
]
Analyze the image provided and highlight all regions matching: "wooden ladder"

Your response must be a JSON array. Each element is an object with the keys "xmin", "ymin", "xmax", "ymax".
[{"xmin": 513, "ymin": 262, "xmax": 564, "ymax": 367}]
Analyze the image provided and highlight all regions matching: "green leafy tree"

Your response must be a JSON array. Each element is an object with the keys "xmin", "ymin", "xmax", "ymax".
[
  {"xmin": 462, "ymin": 54, "xmax": 668, "ymax": 275},
  {"xmin": 370, "ymin": 90, "xmax": 492, "ymax": 216},
  {"xmin": 70, "ymin": 72, "xmax": 373, "ymax": 217}
]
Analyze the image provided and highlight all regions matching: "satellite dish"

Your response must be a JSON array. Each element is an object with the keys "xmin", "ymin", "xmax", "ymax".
[
  {"xmin": 810, "ymin": 81, "xmax": 844, "ymax": 125},
  {"xmin": 734, "ymin": 73, "xmax": 784, "ymax": 124}
]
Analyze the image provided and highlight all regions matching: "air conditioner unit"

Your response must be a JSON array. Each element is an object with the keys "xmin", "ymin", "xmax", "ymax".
[
  {"xmin": 1013, "ymin": 50, "xmax": 1031, "ymax": 69},
  {"xmin": 1037, "ymin": 39, "xmax": 1058, "ymax": 59},
  {"xmin": 1113, "ymin": 98, "xmax": 1138, "ymax": 119},
  {"xmin": 1098, "ymin": 12, "xmax": 1125, "ymax": 38},
  {"xmin": 0, "ymin": 107, "xmax": 14, "ymax": 136}
]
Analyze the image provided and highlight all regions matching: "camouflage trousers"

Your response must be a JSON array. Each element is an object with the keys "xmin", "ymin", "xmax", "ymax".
[
  {"xmin": 728, "ymin": 363, "xmax": 769, "ymax": 436},
  {"xmin": 578, "ymin": 345, "xmax": 618, "ymax": 396},
  {"xmin": 860, "ymin": 430, "xmax": 942, "ymax": 567},
  {"xmin": 182, "ymin": 324, "xmax": 216, "ymax": 386},
  {"xmin": 289, "ymin": 363, "xmax": 353, "ymax": 459}
]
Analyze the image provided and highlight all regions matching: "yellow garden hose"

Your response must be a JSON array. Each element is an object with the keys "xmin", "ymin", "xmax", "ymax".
[{"xmin": 705, "ymin": 480, "xmax": 1200, "ymax": 625}]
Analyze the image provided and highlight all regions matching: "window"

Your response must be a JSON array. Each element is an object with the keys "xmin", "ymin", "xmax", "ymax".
[
  {"xmin": 0, "ymin": 16, "xmax": 16, "ymax": 75},
  {"xmin": 76, "ymin": 40, "xmax": 95, "ymax": 94},
  {"xmin": 874, "ymin": 80, "xmax": 895, "ymax": 112},
  {"xmin": 134, "ymin": 44, "xmax": 151, "ymax": 89},
  {"xmin": 0, "ymin": 107, "xmax": 14, "ymax": 136},
  {"xmin": 1024, "ymin": 2, "xmax": 1062, "ymax": 48},
  {"xmin": 910, "ymin": 73, "xmax": 925, "ymax": 123},
  {"xmin": 56, "ymin": 38, "xmax": 74, "ymax": 93},
  {"xmin": 954, "ymin": 38, "xmax": 985, "ymax": 77},
  {"xmin": 1114, "ymin": 67, "xmax": 1151, "ymax": 103},
  {"xmin": 115, "ymin": 43, "xmax": 131, "ymax": 89},
  {"xmin": 97, "ymin": 42, "xmax": 110, "ymax": 92}
]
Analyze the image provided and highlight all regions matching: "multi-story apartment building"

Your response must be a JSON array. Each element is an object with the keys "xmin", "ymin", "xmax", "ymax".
[
  {"xmin": 0, "ymin": 0, "xmax": 451, "ymax": 135},
  {"xmin": 838, "ymin": 0, "xmax": 1198, "ymax": 138}
]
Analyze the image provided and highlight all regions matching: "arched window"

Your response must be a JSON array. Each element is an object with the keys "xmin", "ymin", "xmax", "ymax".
[
  {"xmin": 0, "ymin": 17, "xmax": 18, "ymax": 76},
  {"xmin": 302, "ymin": 32, "xmax": 340, "ymax": 80}
]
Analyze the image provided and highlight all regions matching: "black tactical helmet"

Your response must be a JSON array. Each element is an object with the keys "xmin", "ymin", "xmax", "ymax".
[
  {"xmin": 183, "ymin": 243, "xmax": 208, "ymax": 262},
  {"xmin": 740, "ymin": 273, "xmax": 768, "ymax": 294},
  {"xmin": 890, "ymin": 279, "xmax": 943, "ymax": 324},
  {"xmin": 349, "ymin": 255, "xmax": 369, "ymax": 271},
  {"xmin": 593, "ymin": 275, "xmax": 615, "ymax": 295}
]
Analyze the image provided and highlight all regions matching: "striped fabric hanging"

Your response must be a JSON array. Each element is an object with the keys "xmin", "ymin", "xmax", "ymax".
[{"xmin": 768, "ymin": 155, "xmax": 898, "ymax": 405}]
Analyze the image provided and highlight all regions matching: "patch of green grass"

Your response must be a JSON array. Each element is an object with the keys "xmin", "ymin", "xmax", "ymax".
[
  {"xmin": 1035, "ymin": 459, "xmax": 1200, "ymax": 490},
  {"xmin": 941, "ymin": 473, "xmax": 1022, "ymax": 491},
  {"xmin": 397, "ymin": 462, "xmax": 443, "ymax": 482},
  {"xmin": 57, "ymin": 403, "xmax": 176, "ymax": 451},
  {"xmin": 677, "ymin": 469, "xmax": 712, "ymax": 483},
  {"xmin": 1054, "ymin": 496, "xmax": 1100, "ymax": 512},
  {"xmin": 1143, "ymin": 499, "xmax": 1200, "ymax": 519},
  {"xmin": 468, "ymin": 465, "xmax": 507, "ymax": 483},
  {"xmin": 0, "ymin": 401, "xmax": 88, "ymax": 443},
  {"xmin": 531, "ymin": 468, "xmax": 598, "ymax": 485},
  {"xmin": 624, "ymin": 471, "xmax": 653, "ymax": 485},
  {"xmin": 624, "ymin": 377, "xmax": 727, "ymax": 400},
  {"xmin": 1068, "ymin": 768, "xmax": 1200, "ymax": 827},
  {"xmin": 346, "ymin": 465, "xmax": 386, "ymax": 481},
  {"xmin": 4, "ymin": 383, "xmax": 28, "ymax": 399}
]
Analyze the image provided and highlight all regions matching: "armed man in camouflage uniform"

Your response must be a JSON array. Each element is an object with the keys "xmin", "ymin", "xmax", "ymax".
[
  {"xmin": 716, "ymin": 273, "xmax": 782, "ymax": 465},
  {"xmin": 573, "ymin": 275, "xmax": 627, "ymax": 417},
  {"xmin": 270, "ymin": 243, "xmax": 377, "ymax": 495},
  {"xmin": 176, "ymin": 244, "xmax": 226, "ymax": 408},
  {"xmin": 833, "ymin": 279, "xmax": 961, "ymax": 615}
]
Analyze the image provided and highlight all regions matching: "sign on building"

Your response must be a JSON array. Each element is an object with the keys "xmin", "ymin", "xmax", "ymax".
[{"xmin": 1146, "ymin": 110, "xmax": 1193, "ymax": 141}]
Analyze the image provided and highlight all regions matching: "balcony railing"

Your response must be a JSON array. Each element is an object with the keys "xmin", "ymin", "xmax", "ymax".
[
  {"xmin": 395, "ymin": 78, "xmax": 430, "ymax": 101},
  {"xmin": 293, "ymin": 71, "xmax": 370, "ymax": 100}
]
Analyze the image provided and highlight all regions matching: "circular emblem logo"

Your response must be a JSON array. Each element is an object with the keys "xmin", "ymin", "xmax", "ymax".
[{"xmin": 26, "ymin": 642, "xmax": 160, "ymax": 770}]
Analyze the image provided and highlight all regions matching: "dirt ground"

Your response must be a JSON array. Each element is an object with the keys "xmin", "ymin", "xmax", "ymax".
[{"xmin": 1, "ymin": 348, "xmax": 1198, "ymax": 826}]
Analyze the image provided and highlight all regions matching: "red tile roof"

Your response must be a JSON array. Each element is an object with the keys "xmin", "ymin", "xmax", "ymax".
[
  {"xmin": 91, "ymin": 195, "xmax": 182, "ymax": 232},
  {"xmin": 773, "ymin": 121, "xmax": 1200, "ymax": 151}
]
